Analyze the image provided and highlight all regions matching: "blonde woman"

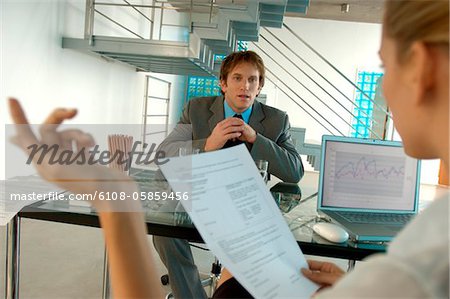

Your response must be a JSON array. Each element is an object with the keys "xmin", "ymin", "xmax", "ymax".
[
  {"xmin": 8, "ymin": 0, "xmax": 449, "ymax": 297},
  {"xmin": 302, "ymin": 1, "xmax": 449, "ymax": 297},
  {"xmin": 216, "ymin": 1, "xmax": 449, "ymax": 297}
]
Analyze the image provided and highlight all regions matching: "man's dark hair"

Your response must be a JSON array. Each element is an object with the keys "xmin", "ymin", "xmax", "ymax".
[{"xmin": 219, "ymin": 50, "xmax": 265, "ymax": 95}]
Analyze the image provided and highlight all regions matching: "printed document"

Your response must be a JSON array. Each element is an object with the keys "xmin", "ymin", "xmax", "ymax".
[{"xmin": 159, "ymin": 144, "xmax": 318, "ymax": 298}]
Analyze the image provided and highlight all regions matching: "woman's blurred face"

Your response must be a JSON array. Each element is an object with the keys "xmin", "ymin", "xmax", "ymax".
[{"xmin": 379, "ymin": 33, "xmax": 426, "ymax": 157}]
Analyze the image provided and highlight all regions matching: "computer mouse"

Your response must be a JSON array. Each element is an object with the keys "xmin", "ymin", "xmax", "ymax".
[{"xmin": 312, "ymin": 222, "xmax": 349, "ymax": 243}]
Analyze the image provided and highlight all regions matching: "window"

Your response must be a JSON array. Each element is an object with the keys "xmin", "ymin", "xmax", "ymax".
[
  {"xmin": 186, "ymin": 76, "xmax": 221, "ymax": 100},
  {"xmin": 237, "ymin": 41, "xmax": 248, "ymax": 51},
  {"xmin": 350, "ymin": 71, "xmax": 384, "ymax": 138}
]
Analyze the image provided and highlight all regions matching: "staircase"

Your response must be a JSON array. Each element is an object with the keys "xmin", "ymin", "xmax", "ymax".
[
  {"xmin": 61, "ymin": 0, "xmax": 391, "ymax": 171},
  {"xmin": 62, "ymin": 0, "xmax": 310, "ymax": 76}
]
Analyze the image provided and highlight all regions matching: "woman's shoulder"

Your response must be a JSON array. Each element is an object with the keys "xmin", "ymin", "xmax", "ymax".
[{"xmin": 388, "ymin": 193, "xmax": 449, "ymax": 266}]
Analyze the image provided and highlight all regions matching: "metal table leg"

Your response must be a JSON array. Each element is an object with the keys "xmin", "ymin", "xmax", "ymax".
[
  {"xmin": 102, "ymin": 247, "xmax": 111, "ymax": 299},
  {"xmin": 201, "ymin": 257, "xmax": 221, "ymax": 298},
  {"xmin": 6, "ymin": 215, "xmax": 21, "ymax": 299},
  {"xmin": 347, "ymin": 259, "xmax": 356, "ymax": 271}
]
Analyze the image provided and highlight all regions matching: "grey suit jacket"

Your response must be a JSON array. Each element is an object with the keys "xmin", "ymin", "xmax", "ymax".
[{"xmin": 158, "ymin": 96, "xmax": 303, "ymax": 183}]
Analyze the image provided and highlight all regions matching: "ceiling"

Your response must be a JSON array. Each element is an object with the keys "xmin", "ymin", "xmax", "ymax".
[
  {"xmin": 165, "ymin": 0, "xmax": 385, "ymax": 24},
  {"xmin": 288, "ymin": 0, "xmax": 385, "ymax": 24}
]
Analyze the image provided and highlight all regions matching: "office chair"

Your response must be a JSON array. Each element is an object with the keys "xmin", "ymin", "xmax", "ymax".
[
  {"xmin": 160, "ymin": 253, "xmax": 221, "ymax": 298},
  {"xmin": 270, "ymin": 182, "xmax": 302, "ymax": 213}
]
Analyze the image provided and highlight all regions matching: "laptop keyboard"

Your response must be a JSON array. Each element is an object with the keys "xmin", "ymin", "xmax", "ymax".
[{"xmin": 337, "ymin": 212, "xmax": 414, "ymax": 225}]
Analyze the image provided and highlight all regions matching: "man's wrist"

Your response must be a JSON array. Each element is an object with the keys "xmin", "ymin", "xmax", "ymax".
[
  {"xmin": 247, "ymin": 132, "xmax": 257, "ymax": 144},
  {"xmin": 204, "ymin": 137, "xmax": 214, "ymax": 152}
]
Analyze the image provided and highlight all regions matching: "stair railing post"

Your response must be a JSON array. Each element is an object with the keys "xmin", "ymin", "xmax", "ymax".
[{"xmin": 84, "ymin": 0, "xmax": 95, "ymax": 45}]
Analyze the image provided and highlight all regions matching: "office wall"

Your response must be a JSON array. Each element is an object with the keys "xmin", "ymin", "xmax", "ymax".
[
  {"xmin": 251, "ymin": 17, "xmax": 383, "ymax": 141},
  {"xmin": 0, "ymin": 0, "xmax": 187, "ymax": 180}
]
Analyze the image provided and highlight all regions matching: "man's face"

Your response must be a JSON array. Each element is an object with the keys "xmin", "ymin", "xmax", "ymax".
[{"xmin": 220, "ymin": 62, "xmax": 262, "ymax": 113}]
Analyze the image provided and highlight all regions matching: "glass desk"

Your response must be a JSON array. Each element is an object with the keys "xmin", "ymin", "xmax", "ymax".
[
  {"xmin": 6, "ymin": 170, "xmax": 386, "ymax": 299},
  {"xmin": 18, "ymin": 193, "xmax": 386, "ymax": 258}
]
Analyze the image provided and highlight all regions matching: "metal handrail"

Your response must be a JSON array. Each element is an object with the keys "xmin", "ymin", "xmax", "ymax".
[
  {"xmin": 265, "ymin": 75, "xmax": 336, "ymax": 135},
  {"xmin": 283, "ymin": 23, "xmax": 391, "ymax": 118},
  {"xmin": 253, "ymin": 42, "xmax": 356, "ymax": 136},
  {"xmin": 265, "ymin": 68, "xmax": 346, "ymax": 136},
  {"xmin": 86, "ymin": 0, "xmax": 219, "ymax": 42},
  {"xmin": 84, "ymin": 0, "xmax": 95, "ymax": 44},
  {"xmin": 122, "ymin": 0, "xmax": 153, "ymax": 23},
  {"xmin": 94, "ymin": 2, "xmax": 218, "ymax": 10},
  {"xmin": 262, "ymin": 28, "xmax": 379, "ymax": 126},
  {"xmin": 259, "ymin": 32, "xmax": 383, "ymax": 140},
  {"xmin": 259, "ymin": 25, "xmax": 391, "ymax": 139},
  {"xmin": 95, "ymin": 9, "xmax": 145, "ymax": 39}
]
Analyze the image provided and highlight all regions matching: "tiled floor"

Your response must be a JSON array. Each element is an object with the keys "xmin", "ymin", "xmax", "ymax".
[{"xmin": 0, "ymin": 219, "xmax": 215, "ymax": 299}]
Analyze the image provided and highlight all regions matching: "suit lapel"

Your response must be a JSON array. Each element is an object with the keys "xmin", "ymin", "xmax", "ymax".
[
  {"xmin": 208, "ymin": 96, "xmax": 225, "ymax": 133},
  {"xmin": 249, "ymin": 101, "xmax": 265, "ymax": 134}
]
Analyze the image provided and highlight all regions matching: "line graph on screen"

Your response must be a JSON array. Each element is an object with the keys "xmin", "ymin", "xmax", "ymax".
[{"xmin": 332, "ymin": 152, "xmax": 405, "ymax": 196}]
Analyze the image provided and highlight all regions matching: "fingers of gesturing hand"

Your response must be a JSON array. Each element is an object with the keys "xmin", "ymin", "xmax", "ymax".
[
  {"xmin": 8, "ymin": 98, "xmax": 39, "ymax": 148},
  {"xmin": 39, "ymin": 108, "xmax": 77, "ymax": 145},
  {"xmin": 9, "ymin": 99, "xmax": 95, "ymax": 157},
  {"xmin": 43, "ymin": 108, "xmax": 77, "ymax": 125},
  {"xmin": 58, "ymin": 129, "xmax": 96, "ymax": 151}
]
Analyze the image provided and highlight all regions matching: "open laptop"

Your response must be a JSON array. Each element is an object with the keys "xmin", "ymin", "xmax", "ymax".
[{"xmin": 317, "ymin": 135, "xmax": 421, "ymax": 242}]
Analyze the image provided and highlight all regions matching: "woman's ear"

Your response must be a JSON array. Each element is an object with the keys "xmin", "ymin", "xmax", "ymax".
[{"xmin": 406, "ymin": 42, "xmax": 435, "ymax": 106}]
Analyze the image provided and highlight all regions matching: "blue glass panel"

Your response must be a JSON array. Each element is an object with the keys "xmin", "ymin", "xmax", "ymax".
[
  {"xmin": 237, "ymin": 41, "xmax": 248, "ymax": 51},
  {"xmin": 186, "ymin": 76, "xmax": 221, "ymax": 101},
  {"xmin": 351, "ymin": 72, "xmax": 383, "ymax": 138},
  {"xmin": 214, "ymin": 54, "xmax": 226, "ymax": 63}
]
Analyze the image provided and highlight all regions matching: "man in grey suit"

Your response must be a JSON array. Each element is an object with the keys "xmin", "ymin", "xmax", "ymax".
[{"xmin": 153, "ymin": 50, "xmax": 303, "ymax": 298}]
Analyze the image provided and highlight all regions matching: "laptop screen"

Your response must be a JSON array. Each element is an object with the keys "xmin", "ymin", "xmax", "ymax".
[{"xmin": 319, "ymin": 136, "xmax": 420, "ymax": 213}]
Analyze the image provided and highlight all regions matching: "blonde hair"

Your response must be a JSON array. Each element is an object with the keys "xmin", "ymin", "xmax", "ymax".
[{"xmin": 384, "ymin": 0, "xmax": 449, "ymax": 62}]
